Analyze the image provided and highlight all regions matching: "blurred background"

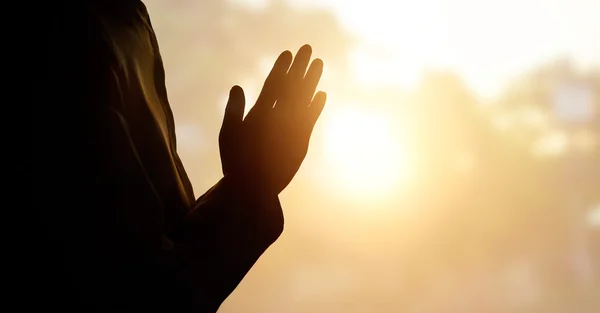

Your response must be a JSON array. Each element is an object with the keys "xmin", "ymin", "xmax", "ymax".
[{"xmin": 144, "ymin": 0, "xmax": 599, "ymax": 312}]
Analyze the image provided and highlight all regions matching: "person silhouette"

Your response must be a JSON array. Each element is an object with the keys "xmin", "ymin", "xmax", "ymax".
[{"xmin": 35, "ymin": 1, "xmax": 326, "ymax": 311}]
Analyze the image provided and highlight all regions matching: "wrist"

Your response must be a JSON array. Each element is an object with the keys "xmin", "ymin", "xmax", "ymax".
[
  {"xmin": 223, "ymin": 173, "xmax": 284, "ymax": 241},
  {"xmin": 226, "ymin": 172, "xmax": 277, "ymax": 201}
]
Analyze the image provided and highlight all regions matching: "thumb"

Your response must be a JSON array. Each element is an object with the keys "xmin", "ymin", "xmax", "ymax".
[
  {"xmin": 222, "ymin": 85, "xmax": 246, "ymax": 127},
  {"xmin": 219, "ymin": 85, "xmax": 245, "ymax": 175}
]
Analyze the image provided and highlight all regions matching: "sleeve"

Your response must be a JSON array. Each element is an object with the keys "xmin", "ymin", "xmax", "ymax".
[
  {"xmin": 39, "ymin": 3, "xmax": 284, "ymax": 312},
  {"xmin": 132, "ymin": 176, "xmax": 283, "ymax": 313},
  {"xmin": 175, "ymin": 175, "xmax": 284, "ymax": 312}
]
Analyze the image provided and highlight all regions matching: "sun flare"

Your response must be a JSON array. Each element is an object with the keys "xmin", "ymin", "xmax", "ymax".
[{"xmin": 321, "ymin": 107, "xmax": 411, "ymax": 199}]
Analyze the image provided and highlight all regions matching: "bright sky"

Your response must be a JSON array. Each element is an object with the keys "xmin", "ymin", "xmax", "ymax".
[
  {"xmin": 237, "ymin": 0, "xmax": 600, "ymax": 97},
  {"xmin": 148, "ymin": 0, "xmax": 600, "ymax": 201},
  {"xmin": 226, "ymin": 0, "xmax": 600, "ymax": 198},
  {"xmin": 141, "ymin": 2, "xmax": 600, "ymax": 310}
]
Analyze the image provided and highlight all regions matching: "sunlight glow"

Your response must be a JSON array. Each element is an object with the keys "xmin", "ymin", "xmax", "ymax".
[
  {"xmin": 292, "ymin": 0, "xmax": 600, "ymax": 98},
  {"xmin": 589, "ymin": 204, "xmax": 600, "ymax": 228},
  {"xmin": 531, "ymin": 130, "xmax": 568, "ymax": 157},
  {"xmin": 322, "ymin": 107, "xmax": 410, "ymax": 199},
  {"xmin": 350, "ymin": 48, "xmax": 420, "ymax": 89}
]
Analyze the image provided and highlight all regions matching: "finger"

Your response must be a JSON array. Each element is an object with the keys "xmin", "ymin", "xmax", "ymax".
[
  {"xmin": 279, "ymin": 44, "xmax": 312, "ymax": 109},
  {"xmin": 288, "ymin": 44, "xmax": 312, "ymax": 83},
  {"xmin": 306, "ymin": 91, "xmax": 327, "ymax": 134},
  {"xmin": 221, "ymin": 85, "xmax": 245, "ymax": 128},
  {"xmin": 251, "ymin": 50, "xmax": 293, "ymax": 113},
  {"xmin": 299, "ymin": 58, "xmax": 323, "ymax": 108},
  {"xmin": 219, "ymin": 86, "xmax": 245, "ymax": 174}
]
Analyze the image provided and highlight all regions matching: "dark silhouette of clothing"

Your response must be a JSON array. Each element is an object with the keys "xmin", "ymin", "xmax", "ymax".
[{"xmin": 35, "ymin": 1, "xmax": 283, "ymax": 311}]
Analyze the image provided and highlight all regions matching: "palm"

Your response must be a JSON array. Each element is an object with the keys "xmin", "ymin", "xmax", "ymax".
[{"xmin": 219, "ymin": 45, "xmax": 326, "ymax": 195}]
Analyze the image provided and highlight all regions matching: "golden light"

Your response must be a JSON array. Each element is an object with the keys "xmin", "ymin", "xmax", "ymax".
[
  {"xmin": 321, "ymin": 106, "xmax": 411, "ymax": 200},
  {"xmin": 350, "ymin": 48, "xmax": 420, "ymax": 89},
  {"xmin": 531, "ymin": 129, "xmax": 568, "ymax": 157}
]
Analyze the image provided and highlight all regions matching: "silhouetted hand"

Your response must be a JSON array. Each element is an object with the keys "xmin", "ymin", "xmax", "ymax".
[{"xmin": 219, "ymin": 45, "xmax": 326, "ymax": 196}]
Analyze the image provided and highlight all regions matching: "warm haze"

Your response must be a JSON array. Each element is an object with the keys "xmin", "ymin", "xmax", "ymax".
[{"xmin": 144, "ymin": 0, "xmax": 600, "ymax": 312}]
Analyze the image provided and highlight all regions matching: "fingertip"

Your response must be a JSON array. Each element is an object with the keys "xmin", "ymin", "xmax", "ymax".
[
  {"xmin": 230, "ymin": 85, "xmax": 243, "ymax": 95},
  {"xmin": 309, "ymin": 91, "xmax": 327, "ymax": 126},
  {"xmin": 227, "ymin": 85, "xmax": 245, "ymax": 115},
  {"xmin": 316, "ymin": 91, "xmax": 327, "ymax": 102},
  {"xmin": 273, "ymin": 51, "xmax": 293, "ymax": 72},
  {"xmin": 313, "ymin": 58, "xmax": 324, "ymax": 68},
  {"xmin": 279, "ymin": 50, "xmax": 293, "ymax": 62},
  {"xmin": 299, "ymin": 44, "xmax": 312, "ymax": 56},
  {"xmin": 310, "ymin": 91, "xmax": 327, "ymax": 113}
]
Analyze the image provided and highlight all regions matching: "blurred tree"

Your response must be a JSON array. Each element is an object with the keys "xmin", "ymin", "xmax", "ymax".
[
  {"xmin": 489, "ymin": 59, "xmax": 600, "ymax": 308},
  {"xmin": 394, "ymin": 69, "xmax": 579, "ymax": 311}
]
